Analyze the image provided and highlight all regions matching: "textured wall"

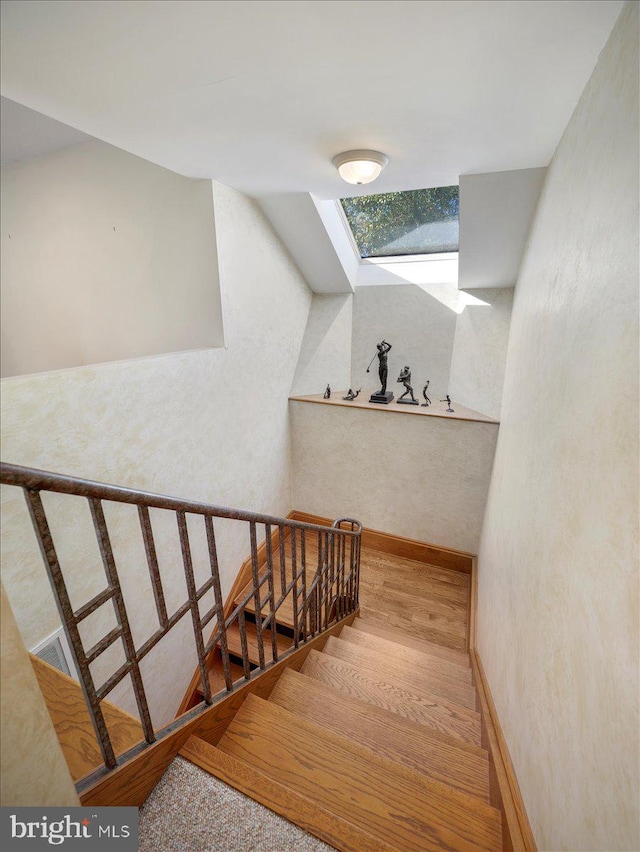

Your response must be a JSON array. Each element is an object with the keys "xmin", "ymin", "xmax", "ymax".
[
  {"xmin": 449, "ymin": 288, "xmax": 514, "ymax": 420},
  {"xmin": 290, "ymin": 294, "xmax": 353, "ymax": 396},
  {"xmin": 350, "ymin": 283, "xmax": 458, "ymax": 402},
  {"xmin": 1, "ymin": 140, "xmax": 224, "ymax": 377},
  {"xmin": 1, "ymin": 585, "xmax": 80, "ymax": 806},
  {"xmin": 290, "ymin": 401, "xmax": 498, "ymax": 553},
  {"xmin": 0, "ymin": 180, "xmax": 312, "ymax": 730},
  {"xmin": 476, "ymin": 4, "xmax": 639, "ymax": 850}
]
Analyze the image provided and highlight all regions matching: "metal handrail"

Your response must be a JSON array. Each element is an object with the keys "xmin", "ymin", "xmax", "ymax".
[{"xmin": 0, "ymin": 461, "xmax": 362, "ymax": 787}]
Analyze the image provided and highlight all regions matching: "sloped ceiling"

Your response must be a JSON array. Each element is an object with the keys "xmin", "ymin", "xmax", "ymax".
[{"xmin": 0, "ymin": 0, "xmax": 622, "ymax": 200}]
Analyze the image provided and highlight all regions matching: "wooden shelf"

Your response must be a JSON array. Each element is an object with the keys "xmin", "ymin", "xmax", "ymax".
[{"xmin": 289, "ymin": 393, "xmax": 499, "ymax": 425}]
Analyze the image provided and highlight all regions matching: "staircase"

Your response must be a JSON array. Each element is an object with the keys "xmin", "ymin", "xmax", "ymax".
[
  {"xmin": 2, "ymin": 462, "xmax": 526, "ymax": 849},
  {"xmin": 171, "ymin": 613, "xmax": 501, "ymax": 851}
]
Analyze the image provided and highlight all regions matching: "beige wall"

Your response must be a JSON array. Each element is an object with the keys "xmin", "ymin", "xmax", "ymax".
[
  {"xmin": 0, "ymin": 139, "xmax": 224, "ymax": 377},
  {"xmin": 0, "ymin": 179, "xmax": 312, "ymax": 730},
  {"xmin": 1, "ymin": 585, "xmax": 79, "ymax": 806},
  {"xmin": 350, "ymin": 283, "xmax": 457, "ymax": 401},
  {"xmin": 290, "ymin": 293, "xmax": 353, "ymax": 396},
  {"xmin": 291, "ymin": 401, "xmax": 498, "ymax": 553},
  {"xmin": 476, "ymin": 4, "xmax": 639, "ymax": 850},
  {"xmin": 449, "ymin": 288, "xmax": 514, "ymax": 420}
]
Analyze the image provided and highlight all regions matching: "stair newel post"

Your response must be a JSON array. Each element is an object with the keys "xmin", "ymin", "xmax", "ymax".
[
  {"xmin": 264, "ymin": 523, "xmax": 278, "ymax": 664},
  {"xmin": 289, "ymin": 527, "xmax": 300, "ymax": 647},
  {"xmin": 337, "ymin": 526, "xmax": 346, "ymax": 621},
  {"xmin": 349, "ymin": 523, "xmax": 358, "ymax": 612},
  {"xmin": 327, "ymin": 529, "xmax": 335, "ymax": 627},
  {"xmin": 237, "ymin": 609, "xmax": 252, "ymax": 680},
  {"xmin": 204, "ymin": 515, "xmax": 233, "ymax": 692},
  {"xmin": 176, "ymin": 511, "xmax": 213, "ymax": 706},
  {"xmin": 300, "ymin": 528, "xmax": 308, "ymax": 642},
  {"xmin": 23, "ymin": 489, "xmax": 118, "ymax": 771},
  {"xmin": 249, "ymin": 522, "xmax": 266, "ymax": 670}
]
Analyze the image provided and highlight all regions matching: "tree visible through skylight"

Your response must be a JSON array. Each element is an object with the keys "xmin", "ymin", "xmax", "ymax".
[{"xmin": 340, "ymin": 186, "xmax": 459, "ymax": 258}]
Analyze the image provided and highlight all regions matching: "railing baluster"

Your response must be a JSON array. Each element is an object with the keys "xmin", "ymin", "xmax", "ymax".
[
  {"xmin": 138, "ymin": 506, "xmax": 169, "ymax": 629},
  {"xmin": 264, "ymin": 524, "xmax": 278, "ymax": 664},
  {"xmin": 300, "ymin": 529, "xmax": 308, "ymax": 640},
  {"xmin": 249, "ymin": 522, "xmax": 266, "ymax": 670},
  {"xmin": 23, "ymin": 490, "xmax": 117, "ymax": 770},
  {"xmin": 238, "ymin": 610, "xmax": 251, "ymax": 680},
  {"xmin": 90, "ymin": 498, "xmax": 156, "ymax": 744},
  {"xmin": 278, "ymin": 524, "xmax": 287, "ymax": 591},
  {"xmin": 176, "ymin": 511, "xmax": 213, "ymax": 705},
  {"xmin": 290, "ymin": 527, "xmax": 300, "ymax": 648},
  {"xmin": 204, "ymin": 516, "xmax": 232, "ymax": 692}
]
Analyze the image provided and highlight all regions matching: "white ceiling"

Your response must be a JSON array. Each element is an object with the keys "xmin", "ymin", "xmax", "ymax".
[
  {"xmin": 0, "ymin": 97, "xmax": 92, "ymax": 166},
  {"xmin": 0, "ymin": 0, "xmax": 622, "ymax": 200}
]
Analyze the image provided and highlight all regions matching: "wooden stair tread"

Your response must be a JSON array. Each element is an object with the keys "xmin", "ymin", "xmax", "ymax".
[
  {"xmin": 197, "ymin": 659, "xmax": 247, "ymax": 698},
  {"xmin": 357, "ymin": 605, "xmax": 468, "ymax": 651},
  {"xmin": 180, "ymin": 735, "xmax": 396, "ymax": 852},
  {"xmin": 352, "ymin": 617, "xmax": 471, "ymax": 666},
  {"xmin": 224, "ymin": 621, "xmax": 293, "ymax": 665},
  {"xmin": 269, "ymin": 667, "xmax": 490, "ymax": 802},
  {"xmin": 301, "ymin": 650, "xmax": 481, "ymax": 746},
  {"xmin": 31, "ymin": 654, "xmax": 143, "ymax": 782},
  {"xmin": 339, "ymin": 624, "xmax": 473, "ymax": 683},
  {"xmin": 324, "ymin": 635, "xmax": 477, "ymax": 710},
  {"xmin": 217, "ymin": 694, "xmax": 501, "ymax": 852},
  {"xmin": 234, "ymin": 563, "xmax": 317, "ymax": 630}
]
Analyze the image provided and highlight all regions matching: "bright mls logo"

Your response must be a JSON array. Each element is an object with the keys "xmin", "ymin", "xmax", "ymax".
[{"xmin": 0, "ymin": 808, "xmax": 138, "ymax": 850}]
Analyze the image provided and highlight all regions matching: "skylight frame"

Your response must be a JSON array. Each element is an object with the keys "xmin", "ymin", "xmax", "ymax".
[{"xmin": 337, "ymin": 185, "xmax": 460, "ymax": 263}]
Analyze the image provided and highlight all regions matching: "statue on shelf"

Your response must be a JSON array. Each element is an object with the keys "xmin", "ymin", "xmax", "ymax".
[
  {"xmin": 343, "ymin": 388, "xmax": 361, "ymax": 401},
  {"xmin": 440, "ymin": 395, "xmax": 455, "ymax": 413},
  {"xmin": 396, "ymin": 366, "xmax": 419, "ymax": 405},
  {"xmin": 421, "ymin": 380, "xmax": 431, "ymax": 407},
  {"xmin": 323, "ymin": 384, "xmax": 331, "ymax": 399},
  {"xmin": 367, "ymin": 339, "xmax": 394, "ymax": 404}
]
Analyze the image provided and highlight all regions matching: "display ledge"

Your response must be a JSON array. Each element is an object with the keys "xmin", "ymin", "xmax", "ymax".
[{"xmin": 289, "ymin": 393, "xmax": 499, "ymax": 425}]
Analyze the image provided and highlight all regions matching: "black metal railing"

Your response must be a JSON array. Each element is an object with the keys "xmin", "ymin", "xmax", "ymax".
[{"xmin": 0, "ymin": 461, "xmax": 362, "ymax": 783}]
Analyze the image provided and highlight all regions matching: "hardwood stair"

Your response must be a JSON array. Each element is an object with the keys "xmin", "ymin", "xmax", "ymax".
[
  {"xmin": 269, "ymin": 667, "xmax": 491, "ymax": 802},
  {"xmin": 325, "ymin": 631, "xmax": 478, "ymax": 708},
  {"xmin": 301, "ymin": 648, "xmax": 482, "ymax": 745},
  {"xmin": 351, "ymin": 615, "xmax": 471, "ymax": 666},
  {"xmin": 172, "ymin": 545, "xmax": 505, "ymax": 850},
  {"xmin": 215, "ymin": 694, "xmax": 501, "ymax": 851}
]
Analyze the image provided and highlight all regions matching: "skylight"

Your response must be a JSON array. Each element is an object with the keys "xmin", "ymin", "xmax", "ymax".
[{"xmin": 340, "ymin": 186, "xmax": 459, "ymax": 259}]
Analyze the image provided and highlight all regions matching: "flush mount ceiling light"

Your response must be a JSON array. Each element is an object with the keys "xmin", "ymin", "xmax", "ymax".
[{"xmin": 332, "ymin": 149, "xmax": 389, "ymax": 185}]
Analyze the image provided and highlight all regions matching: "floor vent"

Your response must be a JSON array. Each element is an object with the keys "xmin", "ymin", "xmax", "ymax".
[{"xmin": 31, "ymin": 628, "xmax": 75, "ymax": 678}]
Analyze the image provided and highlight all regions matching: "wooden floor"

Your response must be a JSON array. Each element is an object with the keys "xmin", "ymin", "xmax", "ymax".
[{"xmin": 357, "ymin": 545, "xmax": 471, "ymax": 652}]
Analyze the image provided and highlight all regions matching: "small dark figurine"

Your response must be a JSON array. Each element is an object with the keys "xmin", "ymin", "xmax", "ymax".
[
  {"xmin": 368, "ymin": 339, "xmax": 394, "ymax": 404},
  {"xmin": 396, "ymin": 366, "xmax": 419, "ymax": 405},
  {"xmin": 343, "ymin": 388, "xmax": 361, "ymax": 401},
  {"xmin": 323, "ymin": 384, "xmax": 331, "ymax": 399},
  {"xmin": 440, "ymin": 395, "xmax": 455, "ymax": 413},
  {"xmin": 421, "ymin": 380, "xmax": 431, "ymax": 407}
]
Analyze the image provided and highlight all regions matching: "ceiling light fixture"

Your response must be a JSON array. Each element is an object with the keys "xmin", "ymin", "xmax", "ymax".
[{"xmin": 332, "ymin": 149, "xmax": 389, "ymax": 185}]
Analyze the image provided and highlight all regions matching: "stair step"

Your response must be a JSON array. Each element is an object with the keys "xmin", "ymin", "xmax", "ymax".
[
  {"xmin": 223, "ymin": 621, "xmax": 293, "ymax": 666},
  {"xmin": 217, "ymin": 695, "xmax": 502, "ymax": 852},
  {"xmin": 324, "ymin": 635, "xmax": 477, "ymax": 710},
  {"xmin": 179, "ymin": 735, "xmax": 394, "ymax": 852},
  {"xmin": 358, "ymin": 605, "xmax": 468, "ymax": 651},
  {"xmin": 352, "ymin": 617, "xmax": 471, "ymax": 667},
  {"xmin": 196, "ymin": 658, "xmax": 247, "ymax": 698},
  {"xmin": 301, "ymin": 650, "xmax": 482, "ymax": 746},
  {"xmin": 234, "ymin": 558, "xmax": 316, "ymax": 630},
  {"xmin": 269, "ymin": 667, "xmax": 490, "ymax": 802},
  {"xmin": 339, "ymin": 624, "xmax": 473, "ymax": 684}
]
